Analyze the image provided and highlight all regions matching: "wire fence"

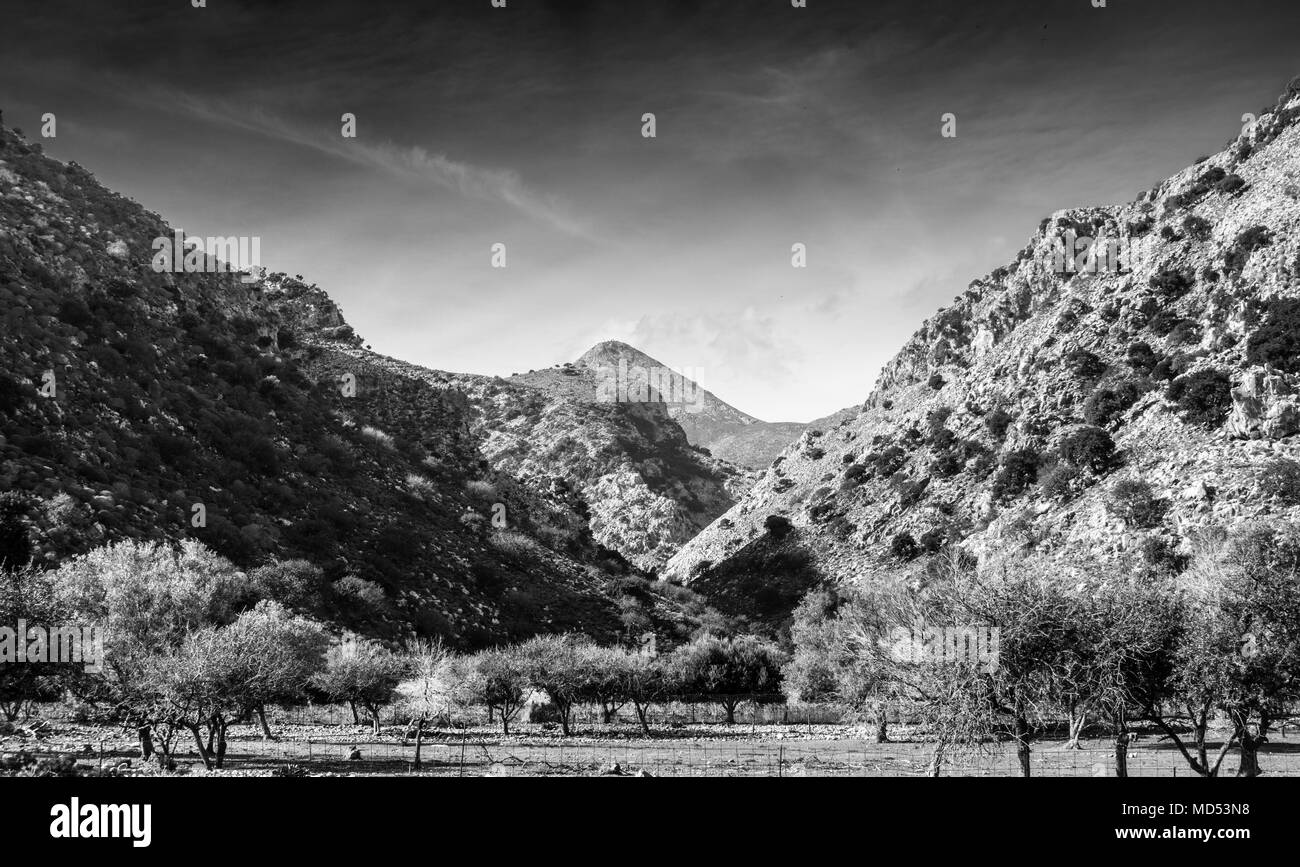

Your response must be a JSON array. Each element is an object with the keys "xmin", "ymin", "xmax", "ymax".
[
  {"xmin": 78, "ymin": 733, "xmax": 1300, "ymax": 777},
  {"xmin": 14, "ymin": 703, "xmax": 1300, "ymax": 777}
]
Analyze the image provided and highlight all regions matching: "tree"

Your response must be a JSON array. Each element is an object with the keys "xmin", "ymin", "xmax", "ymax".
[
  {"xmin": 396, "ymin": 639, "xmax": 454, "ymax": 770},
  {"xmin": 0, "ymin": 566, "xmax": 74, "ymax": 721},
  {"xmin": 311, "ymin": 637, "xmax": 405, "ymax": 736},
  {"xmin": 220, "ymin": 601, "xmax": 328, "ymax": 739},
  {"xmin": 1130, "ymin": 523, "xmax": 1300, "ymax": 777},
  {"xmin": 620, "ymin": 652, "xmax": 671, "ymax": 736},
  {"xmin": 668, "ymin": 634, "xmax": 786, "ymax": 724},
  {"xmin": 144, "ymin": 604, "xmax": 326, "ymax": 769},
  {"xmin": 513, "ymin": 634, "xmax": 592, "ymax": 736},
  {"xmin": 467, "ymin": 647, "xmax": 528, "ymax": 735},
  {"xmin": 54, "ymin": 539, "xmax": 255, "ymax": 764},
  {"xmin": 578, "ymin": 644, "xmax": 634, "ymax": 724}
]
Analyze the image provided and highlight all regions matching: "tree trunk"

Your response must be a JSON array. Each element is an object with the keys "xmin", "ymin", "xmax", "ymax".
[
  {"xmin": 215, "ymin": 720, "xmax": 229, "ymax": 769},
  {"xmin": 501, "ymin": 709, "xmax": 510, "ymax": 736},
  {"xmin": 1065, "ymin": 703, "xmax": 1086, "ymax": 750},
  {"xmin": 723, "ymin": 700, "xmax": 738, "ymax": 726},
  {"xmin": 559, "ymin": 704, "xmax": 572, "ymax": 737},
  {"xmin": 348, "ymin": 700, "xmax": 360, "ymax": 725},
  {"xmin": 602, "ymin": 702, "xmax": 614, "ymax": 724},
  {"xmin": 368, "ymin": 705, "xmax": 381, "ymax": 737},
  {"xmin": 873, "ymin": 716, "xmax": 889, "ymax": 744},
  {"xmin": 138, "ymin": 726, "xmax": 154, "ymax": 761},
  {"xmin": 633, "ymin": 702, "xmax": 651, "ymax": 737},
  {"xmin": 1114, "ymin": 731, "xmax": 1130, "ymax": 778},
  {"xmin": 1013, "ymin": 714, "xmax": 1032, "ymax": 778},
  {"xmin": 256, "ymin": 706, "xmax": 275, "ymax": 740},
  {"xmin": 188, "ymin": 724, "xmax": 213, "ymax": 770},
  {"xmin": 927, "ymin": 744, "xmax": 945, "ymax": 778},
  {"xmin": 1237, "ymin": 716, "xmax": 1268, "ymax": 778},
  {"xmin": 413, "ymin": 717, "xmax": 425, "ymax": 772}
]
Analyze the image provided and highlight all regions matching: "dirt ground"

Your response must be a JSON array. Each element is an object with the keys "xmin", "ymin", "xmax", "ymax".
[{"xmin": 6, "ymin": 713, "xmax": 1300, "ymax": 777}]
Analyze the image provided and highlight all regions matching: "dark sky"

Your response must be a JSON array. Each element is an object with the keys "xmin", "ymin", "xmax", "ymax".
[{"xmin": 3, "ymin": 0, "xmax": 1299, "ymax": 420}]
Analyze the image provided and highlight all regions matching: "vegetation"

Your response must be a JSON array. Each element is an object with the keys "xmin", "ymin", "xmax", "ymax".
[{"xmin": 1166, "ymin": 368, "xmax": 1234, "ymax": 428}]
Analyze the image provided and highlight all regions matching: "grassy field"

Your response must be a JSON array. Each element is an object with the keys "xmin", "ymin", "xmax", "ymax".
[{"xmin": 7, "ymin": 710, "xmax": 1300, "ymax": 777}]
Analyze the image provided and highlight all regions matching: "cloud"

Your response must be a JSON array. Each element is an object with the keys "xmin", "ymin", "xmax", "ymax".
[{"xmin": 153, "ymin": 89, "xmax": 594, "ymax": 240}]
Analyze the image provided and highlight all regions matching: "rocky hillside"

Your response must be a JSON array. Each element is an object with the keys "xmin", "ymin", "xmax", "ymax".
[
  {"xmin": 575, "ymin": 340, "xmax": 818, "ymax": 469},
  {"xmin": 288, "ymin": 338, "xmax": 751, "ymax": 573},
  {"xmin": 666, "ymin": 80, "xmax": 1300, "ymax": 626},
  {"xmin": 0, "ymin": 121, "xmax": 728, "ymax": 648}
]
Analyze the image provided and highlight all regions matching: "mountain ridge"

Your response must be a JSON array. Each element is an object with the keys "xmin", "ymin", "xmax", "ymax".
[{"xmin": 664, "ymin": 80, "xmax": 1300, "ymax": 628}]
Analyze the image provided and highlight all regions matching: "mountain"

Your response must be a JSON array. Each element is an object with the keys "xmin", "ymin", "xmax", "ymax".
[
  {"xmin": 0, "ymin": 122, "xmax": 734, "ymax": 648},
  {"xmin": 300, "ymin": 342, "xmax": 752, "ymax": 573},
  {"xmin": 575, "ymin": 340, "xmax": 826, "ymax": 469},
  {"xmin": 665, "ymin": 80, "xmax": 1300, "ymax": 628}
]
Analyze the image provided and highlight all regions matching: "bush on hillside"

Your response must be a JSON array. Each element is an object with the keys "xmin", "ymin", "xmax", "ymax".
[
  {"xmin": 1166, "ymin": 369, "xmax": 1234, "ymax": 428},
  {"xmin": 1058, "ymin": 426, "xmax": 1120, "ymax": 475},
  {"xmin": 1083, "ymin": 380, "xmax": 1141, "ymax": 427},
  {"xmin": 1105, "ymin": 479, "xmax": 1167, "ymax": 528}
]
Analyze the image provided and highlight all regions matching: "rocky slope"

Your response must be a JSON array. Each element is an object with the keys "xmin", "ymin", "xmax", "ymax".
[
  {"xmin": 0, "ymin": 122, "xmax": 728, "ymax": 648},
  {"xmin": 290, "ymin": 338, "xmax": 751, "ymax": 573},
  {"xmin": 575, "ymin": 340, "xmax": 821, "ymax": 469},
  {"xmin": 666, "ymin": 81, "xmax": 1300, "ymax": 625}
]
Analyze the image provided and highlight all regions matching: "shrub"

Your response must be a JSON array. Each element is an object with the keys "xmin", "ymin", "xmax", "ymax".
[
  {"xmin": 358, "ymin": 425, "xmax": 395, "ymax": 449},
  {"xmin": 1105, "ymin": 479, "xmax": 1167, "ymax": 528},
  {"xmin": 1166, "ymin": 368, "xmax": 1234, "ymax": 427},
  {"xmin": 1216, "ymin": 173, "xmax": 1247, "ymax": 195},
  {"xmin": 1182, "ymin": 215, "xmax": 1213, "ymax": 241},
  {"xmin": 1083, "ymin": 380, "xmax": 1140, "ymax": 427},
  {"xmin": 1125, "ymin": 341, "xmax": 1158, "ymax": 374},
  {"xmin": 992, "ymin": 449, "xmax": 1041, "ymax": 501},
  {"xmin": 1224, "ymin": 225, "xmax": 1272, "ymax": 276},
  {"xmin": 890, "ymin": 532, "xmax": 920, "ymax": 562},
  {"xmin": 1065, "ymin": 348, "xmax": 1107, "ymax": 380},
  {"xmin": 1166, "ymin": 319, "xmax": 1202, "ymax": 347},
  {"xmin": 490, "ymin": 530, "xmax": 547, "ymax": 561},
  {"xmin": 1245, "ymin": 298, "xmax": 1300, "ymax": 373},
  {"xmin": 865, "ymin": 446, "xmax": 907, "ymax": 478},
  {"xmin": 842, "ymin": 464, "xmax": 867, "ymax": 488},
  {"xmin": 1039, "ymin": 463, "xmax": 1081, "ymax": 500},
  {"xmin": 764, "ymin": 515, "xmax": 794, "ymax": 540},
  {"xmin": 1149, "ymin": 267, "xmax": 1194, "ymax": 300},
  {"xmin": 465, "ymin": 480, "xmax": 498, "ymax": 501},
  {"xmin": 927, "ymin": 372, "xmax": 946, "ymax": 390},
  {"xmin": 1058, "ymin": 426, "xmax": 1119, "ymax": 474},
  {"xmin": 1139, "ymin": 536, "xmax": 1189, "ymax": 575},
  {"xmin": 918, "ymin": 529, "xmax": 947, "ymax": 554},
  {"xmin": 930, "ymin": 452, "xmax": 962, "ymax": 479},
  {"xmin": 1258, "ymin": 458, "xmax": 1300, "ymax": 505},
  {"xmin": 985, "ymin": 408, "xmax": 1014, "ymax": 440}
]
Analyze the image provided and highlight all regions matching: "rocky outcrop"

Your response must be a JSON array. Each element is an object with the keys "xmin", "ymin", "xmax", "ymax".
[
  {"xmin": 666, "ymin": 84, "xmax": 1300, "ymax": 618},
  {"xmin": 1229, "ymin": 366, "xmax": 1300, "ymax": 439}
]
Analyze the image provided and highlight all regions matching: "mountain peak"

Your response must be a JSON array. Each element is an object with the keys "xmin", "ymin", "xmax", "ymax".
[{"xmin": 577, "ymin": 340, "xmax": 658, "ymax": 368}]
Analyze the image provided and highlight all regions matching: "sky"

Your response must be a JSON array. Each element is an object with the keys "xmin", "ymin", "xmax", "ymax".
[{"xmin": 3, "ymin": 0, "xmax": 1300, "ymax": 422}]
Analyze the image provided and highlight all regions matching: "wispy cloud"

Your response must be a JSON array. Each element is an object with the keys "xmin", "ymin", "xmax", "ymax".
[{"xmin": 151, "ymin": 89, "xmax": 594, "ymax": 240}]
